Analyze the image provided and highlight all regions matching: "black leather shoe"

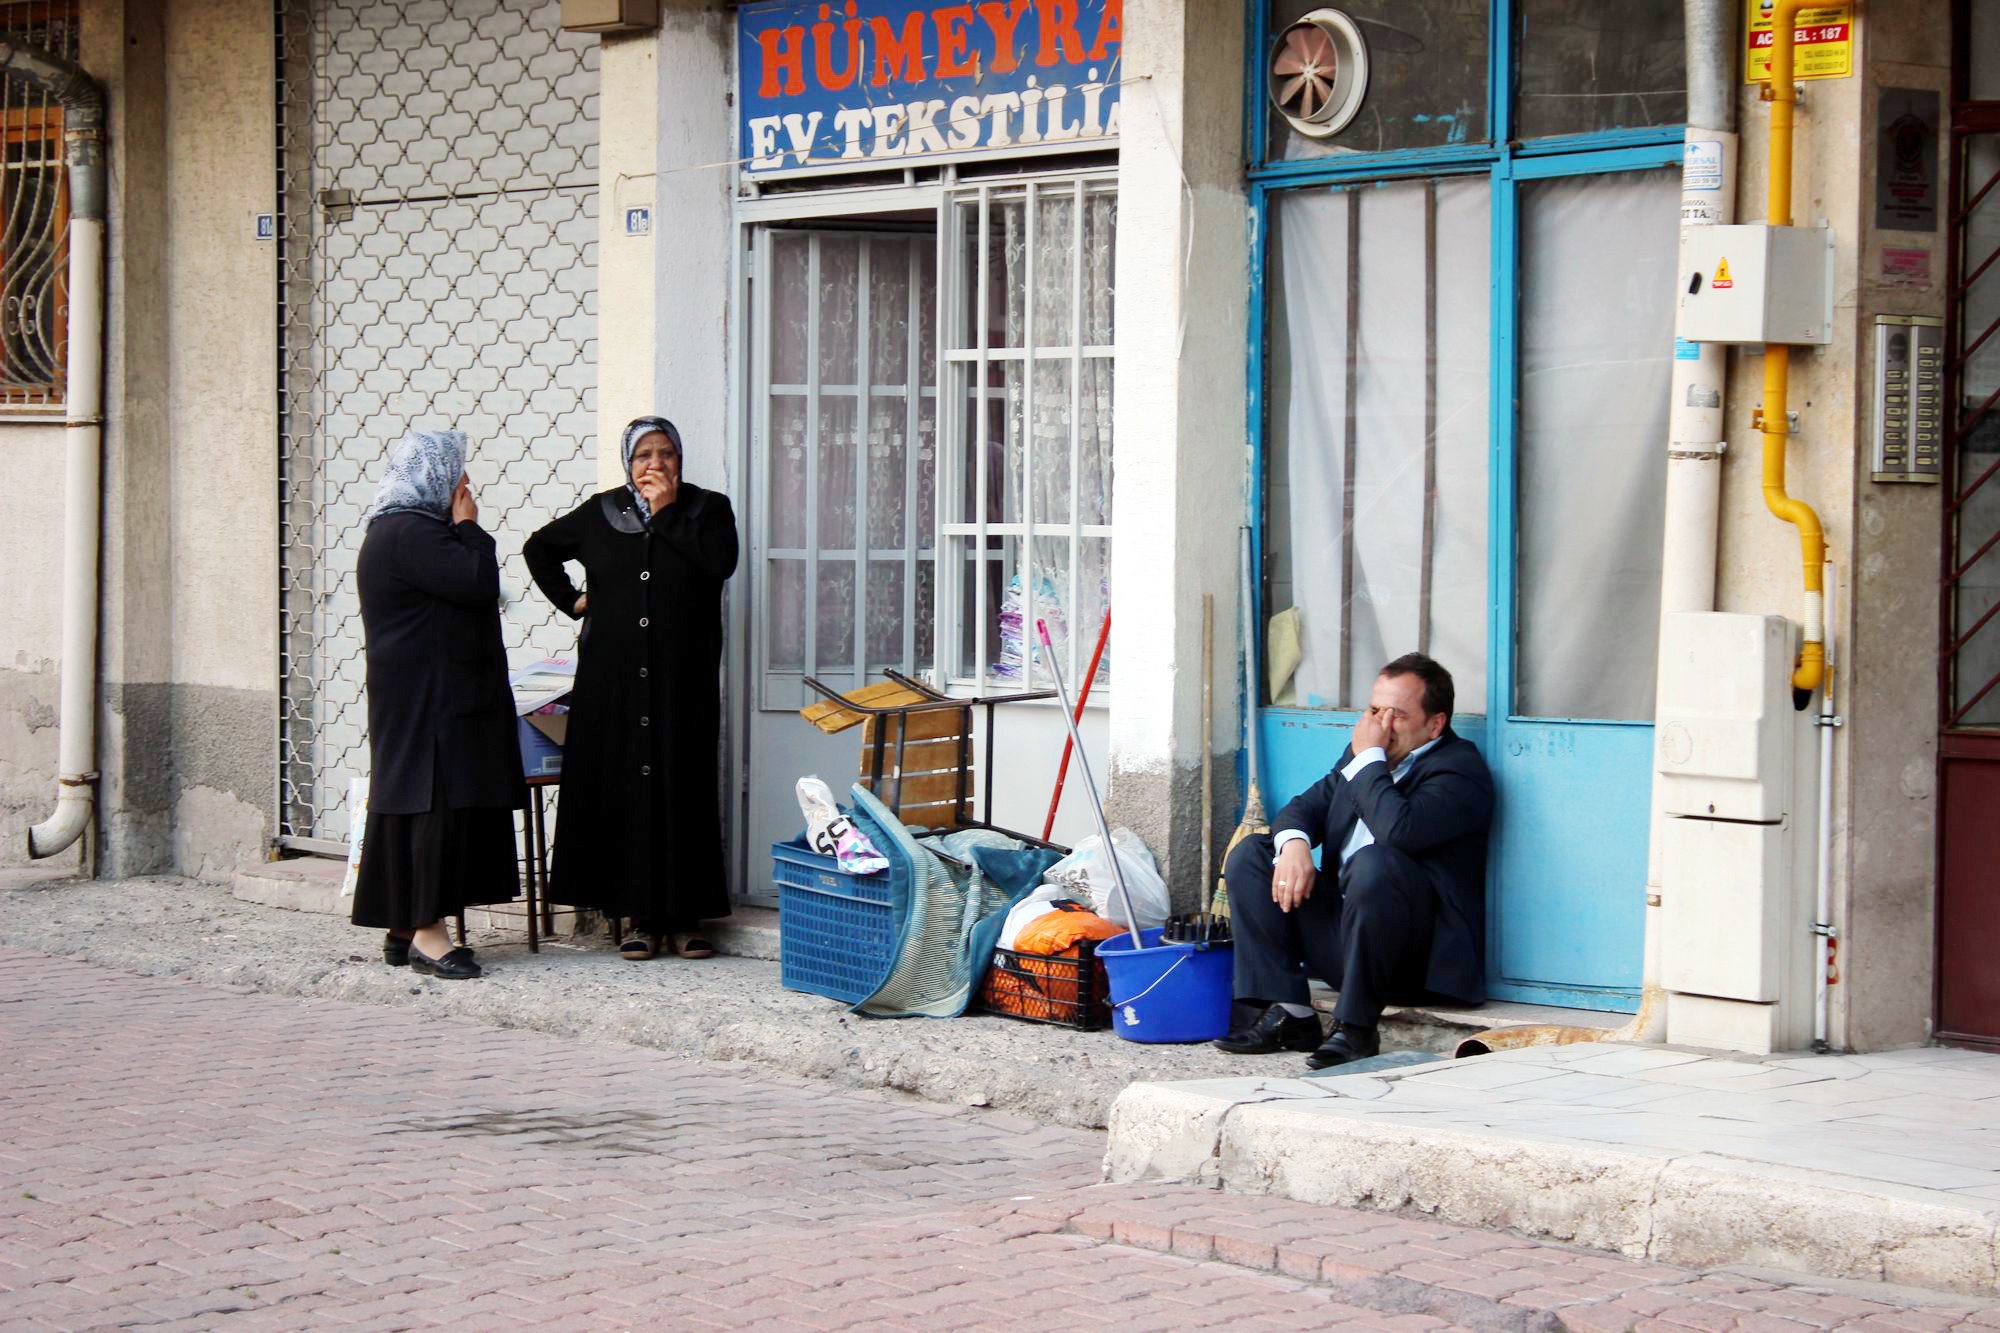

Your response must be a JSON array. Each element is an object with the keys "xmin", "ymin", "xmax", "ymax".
[
  {"xmin": 1306, "ymin": 1022, "xmax": 1381, "ymax": 1069},
  {"xmin": 1214, "ymin": 1005, "xmax": 1323, "ymax": 1055},
  {"xmin": 384, "ymin": 933, "xmax": 411, "ymax": 967},
  {"xmin": 409, "ymin": 945, "xmax": 482, "ymax": 980}
]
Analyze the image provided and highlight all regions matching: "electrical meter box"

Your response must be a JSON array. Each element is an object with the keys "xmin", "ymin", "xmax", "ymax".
[
  {"xmin": 1677, "ymin": 224, "xmax": 1834, "ymax": 346},
  {"xmin": 1655, "ymin": 612, "xmax": 1793, "ymax": 823}
]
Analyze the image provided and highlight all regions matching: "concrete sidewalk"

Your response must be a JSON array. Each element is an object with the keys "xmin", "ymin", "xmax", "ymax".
[
  {"xmin": 1106, "ymin": 1041, "xmax": 2000, "ymax": 1297},
  {"xmin": 0, "ymin": 869, "xmax": 1591, "ymax": 1131}
]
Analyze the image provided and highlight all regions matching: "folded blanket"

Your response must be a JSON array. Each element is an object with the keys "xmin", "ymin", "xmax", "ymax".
[{"xmin": 850, "ymin": 784, "xmax": 1061, "ymax": 1019}]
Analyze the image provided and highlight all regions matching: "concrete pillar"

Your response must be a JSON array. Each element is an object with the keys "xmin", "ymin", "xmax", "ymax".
[
  {"xmin": 597, "ymin": 2, "xmax": 733, "ymax": 495},
  {"xmin": 1837, "ymin": 0, "xmax": 1949, "ymax": 1050},
  {"xmin": 1104, "ymin": 0, "xmax": 1249, "ymax": 904},
  {"xmin": 1704, "ymin": 0, "xmax": 1948, "ymax": 1050},
  {"xmin": 159, "ymin": 0, "xmax": 282, "ymax": 879},
  {"xmin": 596, "ymin": 27, "xmax": 659, "ymax": 488},
  {"xmin": 652, "ymin": 1, "xmax": 733, "ymax": 493},
  {"xmin": 91, "ymin": 0, "xmax": 175, "ymax": 876}
]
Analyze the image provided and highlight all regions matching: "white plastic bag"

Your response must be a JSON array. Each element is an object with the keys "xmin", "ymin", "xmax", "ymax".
[
  {"xmin": 795, "ymin": 776, "xmax": 890, "ymax": 875},
  {"xmin": 998, "ymin": 885, "xmax": 1066, "ymax": 950},
  {"xmin": 339, "ymin": 777, "xmax": 369, "ymax": 899},
  {"xmin": 1043, "ymin": 828, "xmax": 1169, "ymax": 932}
]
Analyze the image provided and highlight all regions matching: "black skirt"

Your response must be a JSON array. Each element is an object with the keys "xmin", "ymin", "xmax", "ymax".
[{"xmin": 350, "ymin": 795, "xmax": 520, "ymax": 931}]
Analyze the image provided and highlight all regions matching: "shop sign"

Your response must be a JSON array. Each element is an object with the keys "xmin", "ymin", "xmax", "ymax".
[
  {"xmin": 737, "ymin": 0, "xmax": 1123, "ymax": 179},
  {"xmin": 1745, "ymin": 1, "xmax": 1852, "ymax": 83}
]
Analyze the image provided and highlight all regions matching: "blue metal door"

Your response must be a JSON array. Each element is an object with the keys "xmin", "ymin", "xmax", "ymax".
[
  {"xmin": 1246, "ymin": 2, "xmax": 1691, "ymax": 1013},
  {"xmin": 1481, "ymin": 152, "xmax": 1683, "ymax": 1011}
]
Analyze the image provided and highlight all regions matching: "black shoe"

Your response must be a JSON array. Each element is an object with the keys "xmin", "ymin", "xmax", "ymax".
[
  {"xmin": 1214, "ymin": 1005, "xmax": 1323, "ymax": 1055},
  {"xmin": 384, "ymin": 933, "xmax": 411, "ymax": 967},
  {"xmin": 409, "ymin": 945, "xmax": 482, "ymax": 980},
  {"xmin": 1306, "ymin": 1022, "xmax": 1381, "ymax": 1069}
]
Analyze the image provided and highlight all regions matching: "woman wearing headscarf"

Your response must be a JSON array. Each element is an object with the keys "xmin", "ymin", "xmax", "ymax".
[
  {"xmin": 351, "ymin": 428, "xmax": 526, "ymax": 980},
  {"xmin": 524, "ymin": 416, "xmax": 739, "ymax": 960}
]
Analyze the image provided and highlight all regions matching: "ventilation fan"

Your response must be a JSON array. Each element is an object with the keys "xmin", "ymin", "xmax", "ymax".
[{"xmin": 1269, "ymin": 9, "xmax": 1369, "ymax": 139}]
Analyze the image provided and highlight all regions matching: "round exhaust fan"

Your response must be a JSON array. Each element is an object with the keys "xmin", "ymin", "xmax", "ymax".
[{"xmin": 1269, "ymin": 9, "xmax": 1369, "ymax": 139}]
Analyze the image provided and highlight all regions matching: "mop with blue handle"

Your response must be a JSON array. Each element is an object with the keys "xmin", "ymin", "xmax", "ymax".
[{"xmin": 1036, "ymin": 619, "xmax": 1143, "ymax": 947}]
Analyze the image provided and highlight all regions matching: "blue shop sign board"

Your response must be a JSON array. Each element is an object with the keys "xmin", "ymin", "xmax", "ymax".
[{"xmin": 737, "ymin": 0, "xmax": 1123, "ymax": 179}]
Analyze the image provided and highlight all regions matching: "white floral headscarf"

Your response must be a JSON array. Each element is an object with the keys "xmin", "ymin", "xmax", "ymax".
[
  {"xmin": 621, "ymin": 416, "xmax": 682, "ymax": 521},
  {"xmin": 368, "ymin": 428, "xmax": 467, "ymax": 523}
]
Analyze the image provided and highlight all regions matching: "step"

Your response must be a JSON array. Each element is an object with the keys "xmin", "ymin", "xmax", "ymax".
[
  {"xmin": 708, "ymin": 904, "xmax": 780, "ymax": 961},
  {"xmin": 1310, "ymin": 981, "xmax": 1625, "ymax": 1053},
  {"xmin": 232, "ymin": 855, "xmax": 347, "ymax": 915}
]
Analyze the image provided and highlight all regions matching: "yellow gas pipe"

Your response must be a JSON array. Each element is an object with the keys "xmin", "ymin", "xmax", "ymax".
[{"xmin": 1760, "ymin": 0, "xmax": 1828, "ymax": 698}]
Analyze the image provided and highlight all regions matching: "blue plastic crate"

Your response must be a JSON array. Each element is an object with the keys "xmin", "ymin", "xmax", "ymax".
[{"xmin": 774, "ymin": 836, "xmax": 900, "ymax": 1005}]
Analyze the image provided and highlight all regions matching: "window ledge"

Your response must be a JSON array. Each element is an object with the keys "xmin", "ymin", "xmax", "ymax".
[{"xmin": 936, "ymin": 678, "xmax": 1110, "ymax": 708}]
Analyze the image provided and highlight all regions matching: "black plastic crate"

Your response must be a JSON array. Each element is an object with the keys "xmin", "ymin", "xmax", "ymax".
[{"xmin": 978, "ymin": 940, "xmax": 1110, "ymax": 1031}]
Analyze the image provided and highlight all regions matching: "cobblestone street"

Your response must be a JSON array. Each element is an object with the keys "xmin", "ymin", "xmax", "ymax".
[{"xmin": 3, "ymin": 946, "xmax": 1998, "ymax": 1331}]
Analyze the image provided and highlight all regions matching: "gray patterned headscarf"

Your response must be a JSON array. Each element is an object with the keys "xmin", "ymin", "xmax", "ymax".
[
  {"xmin": 621, "ymin": 416, "xmax": 683, "ymax": 521},
  {"xmin": 369, "ymin": 428, "xmax": 467, "ymax": 523}
]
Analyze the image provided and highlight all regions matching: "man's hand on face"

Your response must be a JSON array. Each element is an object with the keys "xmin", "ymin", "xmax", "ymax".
[
  {"xmin": 1351, "ymin": 705, "xmax": 1391, "ymax": 758},
  {"xmin": 1271, "ymin": 838, "xmax": 1317, "ymax": 913}
]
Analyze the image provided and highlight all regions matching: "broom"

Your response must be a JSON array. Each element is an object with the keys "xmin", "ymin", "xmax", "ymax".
[{"xmin": 1214, "ymin": 528, "xmax": 1268, "ymax": 918}]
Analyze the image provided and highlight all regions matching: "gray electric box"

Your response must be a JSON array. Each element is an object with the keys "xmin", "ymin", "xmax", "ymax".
[
  {"xmin": 1872, "ymin": 316, "xmax": 1945, "ymax": 484},
  {"xmin": 1678, "ymin": 224, "xmax": 1835, "ymax": 346}
]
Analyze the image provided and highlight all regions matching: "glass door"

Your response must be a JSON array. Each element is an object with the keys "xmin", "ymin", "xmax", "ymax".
[
  {"xmin": 742, "ymin": 226, "xmax": 938, "ymax": 893},
  {"xmin": 1483, "ymin": 158, "xmax": 1681, "ymax": 1009}
]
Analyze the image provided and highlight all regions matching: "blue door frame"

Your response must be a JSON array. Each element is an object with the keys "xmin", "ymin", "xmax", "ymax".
[{"xmin": 1244, "ymin": 1, "xmax": 1682, "ymax": 1012}]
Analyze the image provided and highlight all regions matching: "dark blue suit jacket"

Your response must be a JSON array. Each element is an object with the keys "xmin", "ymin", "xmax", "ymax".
[{"xmin": 1272, "ymin": 726, "xmax": 1496, "ymax": 1005}]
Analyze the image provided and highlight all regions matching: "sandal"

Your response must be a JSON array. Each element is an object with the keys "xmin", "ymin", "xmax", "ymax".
[
  {"xmin": 669, "ymin": 932, "xmax": 716, "ymax": 960},
  {"xmin": 619, "ymin": 933, "xmax": 661, "ymax": 961}
]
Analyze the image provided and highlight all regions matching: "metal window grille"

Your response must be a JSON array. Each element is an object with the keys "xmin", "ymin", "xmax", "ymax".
[
  {"xmin": 275, "ymin": 0, "xmax": 600, "ymax": 850},
  {"xmin": 940, "ymin": 176, "xmax": 1116, "ymax": 691},
  {"xmin": 753, "ymin": 228, "xmax": 938, "ymax": 710},
  {"xmin": 0, "ymin": 0, "xmax": 78, "ymax": 409}
]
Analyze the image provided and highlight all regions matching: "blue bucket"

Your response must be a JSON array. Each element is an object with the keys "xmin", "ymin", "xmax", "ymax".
[{"xmin": 1096, "ymin": 928, "xmax": 1235, "ymax": 1043}]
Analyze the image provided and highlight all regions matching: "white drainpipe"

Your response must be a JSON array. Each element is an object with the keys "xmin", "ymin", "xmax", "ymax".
[
  {"xmin": 8, "ymin": 42, "xmax": 107, "ymax": 863},
  {"xmin": 1813, "ymin": 560, "xmax": 1837, "ymax": 1050},
  {"xmin": 1632, "ymin": 0, "xmax": 1740, "ymax": 1042}
]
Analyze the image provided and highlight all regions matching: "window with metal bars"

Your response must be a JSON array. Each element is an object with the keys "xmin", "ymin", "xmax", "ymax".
[
  {"xmin": 940, "ymin": 176, "xmax": 1116, "ymax": 692},
  {"xmin": 0, "ymin": 0, "xmax": 76, "ymax": 409}
]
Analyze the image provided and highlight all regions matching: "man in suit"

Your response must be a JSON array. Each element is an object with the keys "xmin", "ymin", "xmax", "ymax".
[{"xmin": 1216, "ymin": 653, "xmax": 1495, "ymax": 1069}]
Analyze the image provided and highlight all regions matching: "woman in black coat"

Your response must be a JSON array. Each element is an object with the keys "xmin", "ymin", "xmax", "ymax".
[
  {"xmin": 352, "ymin": 428, "xmax": 526, "ymax": 980},
  {"xmin": 524, "ymin": 416, "xmax": 739, "ymax": 960}
]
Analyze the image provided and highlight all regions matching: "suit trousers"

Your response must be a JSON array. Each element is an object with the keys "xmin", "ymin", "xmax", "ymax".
[{"xmin": 1225, "ymin": 832, "xmax": 1437, "ymax": 1027}]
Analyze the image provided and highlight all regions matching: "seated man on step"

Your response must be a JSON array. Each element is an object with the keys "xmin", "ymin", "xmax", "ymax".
[{"xmin": 1217, "ymin": 653, "xmax": 1494, "ymax": 1070}]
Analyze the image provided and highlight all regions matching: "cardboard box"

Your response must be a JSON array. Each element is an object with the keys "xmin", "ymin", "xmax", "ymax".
[{"xmin": 510, "ymin": 657, "xmax": 577, "ymax": 779}]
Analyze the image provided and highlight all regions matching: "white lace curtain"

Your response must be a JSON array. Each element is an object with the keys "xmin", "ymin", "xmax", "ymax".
[{"xmin": 989, "ymin": 186, "xmax": 1115, "ymax": 686}]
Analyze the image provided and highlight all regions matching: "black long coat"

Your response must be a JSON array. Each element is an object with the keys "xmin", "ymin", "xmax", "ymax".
[
  {"xmin": 357, "ymin": 512, "xmax": 527, "ymax": 815},
  {"xmin": 1273, "ymin": 728, "xmax": 1496, "ymax": 1004},
  {"xmin": 523, "ymin": 484, "xmax": 739, "ymax": 926}
]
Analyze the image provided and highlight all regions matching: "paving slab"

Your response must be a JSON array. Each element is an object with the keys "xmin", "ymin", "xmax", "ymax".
[{"xmin": 1106, "ymin": 1042, "xmax": 2000, "ymax": 1297}]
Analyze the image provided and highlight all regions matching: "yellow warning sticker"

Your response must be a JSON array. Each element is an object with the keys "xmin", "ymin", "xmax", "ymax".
[
  {"xmin": 1746, "ymin": 1, "xmax": 1853, "ymax": 83},
  {"xmin": 1712, "ymin": 257, "xmax": 1734, "ymax": 290}
]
